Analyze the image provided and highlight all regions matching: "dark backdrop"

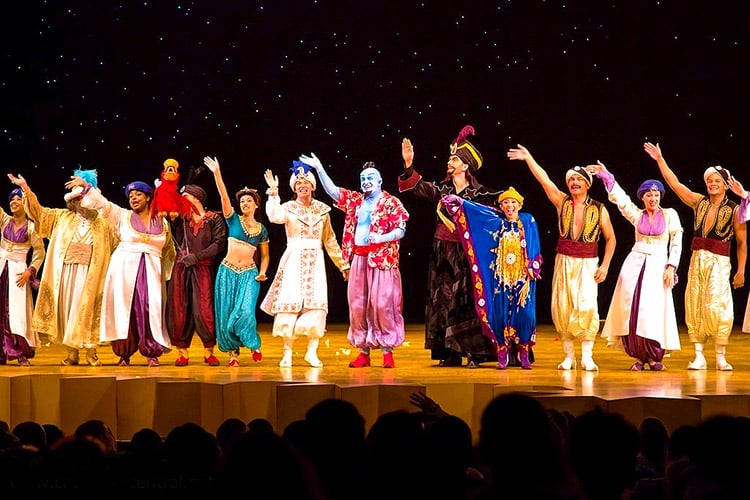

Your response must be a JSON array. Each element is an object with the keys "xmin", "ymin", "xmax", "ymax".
[{"xmin": 1, "ymin": 1, "xmax": 748, "ymax": 324}]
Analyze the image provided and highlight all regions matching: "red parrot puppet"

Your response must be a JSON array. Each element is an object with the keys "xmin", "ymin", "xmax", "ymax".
[{"xmin": 151, "ymin": 158, "xmax": 198, "ymax": 220}]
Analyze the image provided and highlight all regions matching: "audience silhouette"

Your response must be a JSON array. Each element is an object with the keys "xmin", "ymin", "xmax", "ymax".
[{"xmin": 0, "ymin": 393, "xmax": 745, "ymax": 497}]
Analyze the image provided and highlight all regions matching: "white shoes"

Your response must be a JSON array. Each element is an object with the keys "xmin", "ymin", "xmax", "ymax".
[
  {"xmin": 687, "ymin": 354, "xmax": 707, "ymax": 370},
  {"xmin": 581, "ymin": 357, "xmax": 599, "ymax": 372},
  {"xmin": 557, "ymin": 357, "xmax": 577, "ymax": 370},
  {"xmin": 580, "ymin": 340, "xmax": 599, "ymax": 371},
  {"xmin": 304, "ymin": 350, "xmax": 323, "ymax": 368},
  {"xmin": 716, "ymin": 345, "xmax": 733, "ymax": 371},
  {"xmin": 688, "ymin": 342, "xmax": 707, "ymax": 370},
  {"xmin": 279, "ymin": 349, "xmax": 293, "ymax": 367},
  {"xmin": 558, "ymin": 339, "xmax": 577, "ymax": 370}
]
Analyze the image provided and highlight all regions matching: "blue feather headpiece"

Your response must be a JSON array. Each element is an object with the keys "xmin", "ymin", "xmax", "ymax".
[
  {"xmin": 288, "ymin": 160, "xmax": 317, "ymax": 190},
  {"xmin": 73, "ymin": 168, "xmax": 98, "ymax": 188}
]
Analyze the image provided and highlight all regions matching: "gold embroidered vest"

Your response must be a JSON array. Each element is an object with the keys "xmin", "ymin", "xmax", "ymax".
[
  {"xmin": 558, "ymin": 195, "xmax": 603, "ymax": 243},
  {"xmin": 694, "ymin": 196, "xmax": 737, "ymax": 241}
]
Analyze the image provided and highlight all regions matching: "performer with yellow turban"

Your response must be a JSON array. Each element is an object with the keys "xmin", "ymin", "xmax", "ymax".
[{"xmin": 441, "ymin": 186, "xmax": 542, "ymax": 369}]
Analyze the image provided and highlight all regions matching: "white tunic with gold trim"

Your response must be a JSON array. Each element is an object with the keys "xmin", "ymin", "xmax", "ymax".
[
  {"xmin": 81, "ymin": 189, "xmax": 175, "ymax": 347},
  {"xmin": 261, "ymin": 196, "xmax": 348, "ymax": 316}
]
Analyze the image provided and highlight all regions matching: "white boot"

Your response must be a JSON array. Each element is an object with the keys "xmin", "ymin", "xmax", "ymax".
[
  {"xmin": 715, "ymin": 344, "xmax": 733, "ymax": 371},
  {"xmin": 580, "ymin": 340, "xmax": 598, "ymax": 371},
  {"xmin": 304, "ymin": 338, "xmax": 323, "ymax": 368},
  {"xmin": 279, "ymin": 338, "xmax": 293, "ymax": 367},
  {"xmin": 687, "ymin": 342, "xmax": 707, "ymax": 370},
  {"xmin": 557, "ymin": 339, "xmax": 577, "ymax": 370}
]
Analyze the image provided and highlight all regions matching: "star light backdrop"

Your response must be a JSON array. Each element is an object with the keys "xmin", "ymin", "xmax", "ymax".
[{"xmin": 1, "ymin": 1, "xmax": 748, "ymax": 323}]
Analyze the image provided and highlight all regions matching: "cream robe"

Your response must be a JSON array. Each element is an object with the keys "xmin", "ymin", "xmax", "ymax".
[
  {"xmin": 81, "ymin": 188, "xmax": 175, "ymax": 347},
  {"xmin": 23, "ymin": 190, "xmax": 119, "ymax": 347}
]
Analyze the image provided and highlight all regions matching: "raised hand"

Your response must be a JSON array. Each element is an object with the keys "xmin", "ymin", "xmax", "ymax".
[
  {"xmin": 64, "ymin": 176, "xmax": 86, "ymax": 190},
  {"xmin": 409, "ymin": 391, "xmax": 440, "ymax": 413},
  {"xmin": 401, "ymin": 138, "xmax": 414, "ymax": 167},
  {"xmin": 643, "ymin": 142, "xmax": 662, "ymax": 161},
  {"xmin": 264, "ymin": 169, "xmax": 279, "ymax": 189},
  {"xmin": 727, "ymin": 175, "xmax": 748, "ymax": 199},
  {"xmin": 586, "ymin": 161, "xmax": 607, "ymax": 176},
  {"xmin": 507, "ymin": 144, "xmax": 531, "ymax": 161},
  {"xmin": 204, "ymin": 156, "xmax": 220, "ymax": 173},
  {"xmin": 7, "ymin": 173, "xmax": 27, "ymax": 189},
  {"xmin": 299, "ymin": 152, "xmax": 323, "ymax": 170}
]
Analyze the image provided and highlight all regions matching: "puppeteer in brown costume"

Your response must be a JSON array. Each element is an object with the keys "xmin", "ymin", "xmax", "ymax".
[{"xmin": 166, "ymin": 181, "xmax": 228, "ymax": 367}]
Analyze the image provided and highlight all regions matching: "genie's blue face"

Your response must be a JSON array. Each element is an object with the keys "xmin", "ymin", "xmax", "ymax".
[{"xmin": 360, "ymin": 168, "xmax": 382, "ymax": 194}]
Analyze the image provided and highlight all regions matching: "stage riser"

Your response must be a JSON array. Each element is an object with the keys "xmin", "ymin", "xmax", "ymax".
[{"xmin": 2, "ymin": 375, "xmax": 747, "ymax": 439}]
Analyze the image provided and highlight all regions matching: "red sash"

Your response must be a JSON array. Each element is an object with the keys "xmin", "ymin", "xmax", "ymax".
[
  {"xmin": 555, "ymin": 238, "xmax": 598, "ymax": 258},
  {"xmin": 691, "ymin": 236, "xmax": 730, "ymax": 256}
]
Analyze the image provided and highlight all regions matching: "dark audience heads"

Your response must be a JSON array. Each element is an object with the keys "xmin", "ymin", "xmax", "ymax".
[
  {"xmin": 638, "ymin": 416, "xmax": 669, "ymax": 477},
  {"xmin": 423, "ymin": 414, "xmax": 481, "ymax": 500},
  {"xmin": 366, "ymin": 410, "xmax": 424, "ymax": 467},
  {"xmin": 42, "ymin": 423, "xmax": 65, "ymax": 450},
  {"xmin": 74, "ymin": 419, "xmax": 117, "ymax": 454},
  {"xmin": 366, "ymin": 410, "xmax": 429, "ymax": 499},
  {"xmin": 216, "ymin": 428, "xmax": 321, "ymax": 498},
  {"xmin": 163, "ymin": 422, "xmax": 219, "ymax": 476},
  {"xmin": 12, "ymin": 420, "xmax": 47, "ymax": 451},
  {"xmin": 570, "ymin": 407, "xmax": 640, "ymax": 500},
  {"xmin": 129, "ymin": 427, "xmax": 163, "ymax": 456},
  {"xmin": 480, "ymin": 392, "xmax": 562, "ymax": 470},
  {"xmin": 247, "ymin": 417, "xmax": 274, "ymax": 434},
  {"xmin": 216, "ymin": 417, "xmax": 248, "ymax": 456},
  {"xmin": 282, "ymin": 419, "xmax": 308, "ymax": 452},
  {"xmin": 0, "ymin": 425, "xmax": 20, "ymax": 450},
  {"xmin": 479, "ymin": 392, "xmax": 580, "ymax": 499},
  {"xmin": 686, "ymin": 414, "xmax": 750, "ymax": 496},
  {"xmin": 304, "ymin": 398, "xmax": 366, "ymax": 455},
  {"xmin": 304, "ymin": 399, "xmax": 367, "ymax": 500},
  {"xmin": 667, "ymin": 423, "xmax": 698, "ymax": 463},
  {"xmin": 46, "ymin": 436, "xmax": 108, "ymax": 488}
]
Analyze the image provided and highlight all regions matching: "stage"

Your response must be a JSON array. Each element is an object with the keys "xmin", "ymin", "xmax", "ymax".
[{"xmin": 3, "ymin": 323, "xmax": 750, "ymax": 440}]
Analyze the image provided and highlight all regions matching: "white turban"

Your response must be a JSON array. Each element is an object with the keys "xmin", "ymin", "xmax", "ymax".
[
  {"xmin": 703, "ymin": 165, "xmax": 730, "ymax": 185},
  {"xmin": 565, "ymin": 166, "xmax": 592, "ymax": 187},
  {"xmin": 289, "ymin": 161, "xmax": 317, "ymax": 190}
]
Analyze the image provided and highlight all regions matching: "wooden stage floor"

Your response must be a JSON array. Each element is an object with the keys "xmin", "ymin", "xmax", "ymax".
[{"xmin": 3, "ymin": 323, "xmax": 750, "ymax": 440}]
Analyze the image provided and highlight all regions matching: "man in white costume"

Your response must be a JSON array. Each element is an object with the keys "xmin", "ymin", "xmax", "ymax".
[{"xmin": 261, "ymin": 161, "xmax": 349, "ymax": 368}]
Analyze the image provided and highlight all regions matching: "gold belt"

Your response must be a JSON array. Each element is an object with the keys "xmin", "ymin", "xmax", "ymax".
[{"xmin": 221, "ymin": 258, "xmax": 256, "ymax": 273}]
